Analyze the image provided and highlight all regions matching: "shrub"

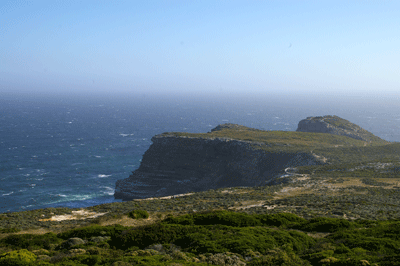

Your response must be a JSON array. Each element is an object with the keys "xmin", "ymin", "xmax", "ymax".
[
  {"xmin": 162, "ymin": 210, "xmax": 261, "ymax": 227},
  {"xmin": 111, "ymin": 222, "xmax": 315, "ymax": 255},
  {"xmin": 258, "ymin": 213, "xmax": 306, "ymax": 227},
  {"xmin": 0, "ymin": 228, "xmax": 20, "ymax": 234},
  {"xmin": 0, "ymin": 233, "xmax": 61, "ymax": 250},
  {"xmin": 127, "ymin": 210, "xmax": 149, "ymax": 220},
  {"xmin": 58, "ymin": 224, "xmax": 127, "ymax": 240},
  {"xmin": 292, "ymin": 217, "xmax": 353, "ymax": 232},
  {"xmin": 0, "ymin": 249, "xmax": 37, "ymax": 266}
]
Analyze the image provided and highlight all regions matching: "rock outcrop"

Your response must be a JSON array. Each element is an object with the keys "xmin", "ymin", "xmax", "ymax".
[
  {"xmin": 296, "ymin": 115, "xmax": 385, "ymax": 142},
  {"xmin": 114, "ymin": 132, "xmax": 323, "ymax": 201}
]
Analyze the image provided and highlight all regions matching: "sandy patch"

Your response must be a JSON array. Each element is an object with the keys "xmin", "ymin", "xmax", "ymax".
[
  {"xmin": 220, "ymin": 190, "xmax": 249, "ymax": 194},
  {"xmin": 134, "ymin": 193, "xmax": 194, "ymax": 201},
  {"xmin": 39, "ymin": 209, "xmax": 108, "ymax": 221},
  {"xmin": 296, "ymin": 175, "xmax": 310, "ymax": 181}
]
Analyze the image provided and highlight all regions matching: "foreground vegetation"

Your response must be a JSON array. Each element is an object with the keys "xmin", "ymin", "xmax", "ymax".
[{"xmin": 3, "ymin": 210, "xmax": 400, "ymax": 265}]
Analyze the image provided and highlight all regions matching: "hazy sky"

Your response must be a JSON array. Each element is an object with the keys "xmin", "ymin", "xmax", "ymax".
[{"xmin": 1, "ymin": 1, "xmax": 399, "ymax": 98}]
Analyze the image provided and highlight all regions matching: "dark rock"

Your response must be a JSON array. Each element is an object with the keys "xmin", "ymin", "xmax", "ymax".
[{"xmin": 114, "ymin": 135, "xmax": 322, "ymax": 201}]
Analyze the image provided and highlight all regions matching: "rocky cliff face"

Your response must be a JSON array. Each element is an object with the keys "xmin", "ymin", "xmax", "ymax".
[
  {"xmin": 114, "ymin": 134, "xmax": 323, "ymax": 201},
  {"xmin": 296, "ymin": 115, "xmax": 384, "ymax": 142}
]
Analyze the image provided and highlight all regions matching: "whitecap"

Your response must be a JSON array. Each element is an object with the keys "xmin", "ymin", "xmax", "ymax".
[
  {"xmin": 100, "ymin": 186, "xmax": 115, "ymax": 195},
  {"xmin": 120, "ymin": 133, "xmax": 134, "ymax": 137},
  {"xmin": 95, "ymin": 156, "xmax": 102, "ymax": 158},
  {"xmin": 2, "ymin": 191, "xmax": 14, "ymax": 196},
  {"xmin": 97, "ymin": 174, "xmax": 111, "ymax": 178}
]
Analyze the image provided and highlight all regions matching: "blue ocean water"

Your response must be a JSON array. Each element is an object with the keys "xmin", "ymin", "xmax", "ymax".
[{"xmin": 1, "ymin": 92, "xmax": 400, "ymax": 213}]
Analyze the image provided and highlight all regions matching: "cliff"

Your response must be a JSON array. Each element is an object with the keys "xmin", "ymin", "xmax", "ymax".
[
  {"xmin": 114, "ymin": 116, "xmax": 388, "ymax": 201},
  {"xmin": 114, "ymin": 131, "xmax": 323, "ymax": 201}
]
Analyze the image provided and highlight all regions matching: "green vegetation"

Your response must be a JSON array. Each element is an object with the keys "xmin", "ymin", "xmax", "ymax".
[
  {"xmin": 127, "ymin": 210, "xmax": 149, "ymax": 220},
  {"xmin": 2, "ymin": 211, "xmax": 400, "ymax": 265},
  {"xmin": 0, "ymin": 249, "xmax": 37, "ymax": 266}
]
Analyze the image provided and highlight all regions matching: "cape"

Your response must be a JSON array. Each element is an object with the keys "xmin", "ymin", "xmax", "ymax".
[{"xmin": 114, "ymin": 115, "xmax": 388, "ymax": 201}]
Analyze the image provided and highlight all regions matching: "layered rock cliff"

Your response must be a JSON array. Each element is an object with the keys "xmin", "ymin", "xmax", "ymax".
[{"xmin": 114, "ymin": 133, "xmax": 323, "ymax": 201}]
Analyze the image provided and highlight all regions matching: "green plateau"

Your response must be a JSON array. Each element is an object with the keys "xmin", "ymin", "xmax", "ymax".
[{"xmin": 1, "ymin": 115, "xmax": 400, "ymax": 265}]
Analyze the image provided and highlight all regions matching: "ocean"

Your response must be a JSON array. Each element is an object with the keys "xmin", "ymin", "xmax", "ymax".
[{"xmin": 1, "ymin": 92, "xmax": 400, "ymax": 213}]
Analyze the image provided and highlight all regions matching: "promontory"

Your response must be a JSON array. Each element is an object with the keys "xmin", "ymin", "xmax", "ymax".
[{"xmin": 114, "ymin": 115, "xmax": 390, "ymax": 201}]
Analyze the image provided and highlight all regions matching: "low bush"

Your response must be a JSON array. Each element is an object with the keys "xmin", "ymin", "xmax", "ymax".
[
  {"xmin": 162, "ymin": 210, "xmax": 306, "ymax": 228},
  {"xmin": 0, "ymin": 228, "xmax": 20, "ymax": 234},
  {"xmin": 0, "ymin": 233, "xmax": 61, "ymax": 250},
  {"xmin": 0, "ymin": 249, "xmax": 37, "ymax": 266},
  {"xmin": 110, "ymin": 222, "xmax": 315, "ymax": 255},
  {"xmin": 291, "ymin": 217, "xmax": 353, "ymax": 232},
  {"xmin": 127, "ymin": 210, "xmax": 149, "ymax": 219},
  {"xmin": 58, "ymin": 224, "xmax": 127, "ymax": 240}
]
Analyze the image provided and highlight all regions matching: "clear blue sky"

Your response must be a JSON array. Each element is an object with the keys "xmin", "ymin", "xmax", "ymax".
[{"xmin": 1, "ymin": 0, "xmax": 399, "ymax": 98}]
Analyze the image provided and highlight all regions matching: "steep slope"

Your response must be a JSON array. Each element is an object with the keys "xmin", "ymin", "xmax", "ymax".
[{"xmin": 114, "ymin": 135, "xmax": 321, "ymax": 201}]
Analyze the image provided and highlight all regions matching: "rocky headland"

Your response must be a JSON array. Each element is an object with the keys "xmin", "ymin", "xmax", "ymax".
[
  {"xmin": 114, "ymin": 115, "xmax": 387, "ymax": 201},
  {"xmin": 296, "ymin": 115, "xmax": 383, "ymax": 142}
]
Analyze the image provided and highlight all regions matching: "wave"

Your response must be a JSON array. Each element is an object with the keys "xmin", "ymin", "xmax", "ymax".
[
  {"xmin": 100, "ymin": 186, "xmax": 115, "ymax": 195},
  {"xmin": 2, "ymin": 191, "xmax": 14, "ymax": 196},
  {"xmin": 120, "ymin": 133, "xmax": 135, "ymax": 137},
  {"xmin": 97, "ymin": 174, "xmax": 112, "ymax": 178}
]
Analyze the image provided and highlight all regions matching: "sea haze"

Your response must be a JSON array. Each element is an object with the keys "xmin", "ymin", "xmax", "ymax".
[{"xmin": 1, "ymin": 92, "xmax": 400, "ymax": 213}]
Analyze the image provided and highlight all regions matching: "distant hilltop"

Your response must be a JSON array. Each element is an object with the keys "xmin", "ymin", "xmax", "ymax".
[{"xmin": 296, "ymin": 115, "xmax": 385, "ymax": 143}]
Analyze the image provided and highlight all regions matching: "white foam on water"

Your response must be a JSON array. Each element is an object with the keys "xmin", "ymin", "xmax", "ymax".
[
  {"xmin": 100, "ymin": 186, "xmax": 115, "ymax": 195},
  {"xmin": 97, "ymin": 174, "xmax": 111, "ymax": 178},
  {"xmin": 2, "ymin": 191, "xmax": 14, "ymax": 196},
  {"xmin": 94, "ymin": 156, "xmax": 102, "ymax": 158},
  {"xmin": 120, "ymin": 133, "xmax": 134, "ymax": 137}
]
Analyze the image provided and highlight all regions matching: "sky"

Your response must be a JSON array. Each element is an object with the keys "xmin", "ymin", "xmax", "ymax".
[{"xmin": 1, "ymin": 0, "xmax": 399, "ymax": 99}]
